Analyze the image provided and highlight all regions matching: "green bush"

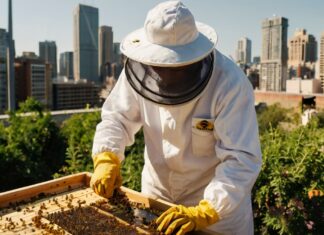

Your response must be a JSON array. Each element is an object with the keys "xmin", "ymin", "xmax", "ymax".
[
  {"xmin": 52, "ymin": 109, "xmax": 145, "ymax": 192},
  {"xmin": 54, "ymin": 111, "xmax": 101, "ymax": 177},
  {"xmin": 54, "ymin": 109, "xmax": 145, "ymax": 191},
  {"xmin": 253, "ymin": 125, "xmax": 324, "ymax": 234},
  {"xmin": 312, "ymin": 110, "xmax": 324, "ymax": 128},
  {"xmin": 257, "ymin": 103, "xmax": 292, "ymax": 134},
  {"xmin": 0, "ymin": 98, "xmax": 65, "ymax": 192}
]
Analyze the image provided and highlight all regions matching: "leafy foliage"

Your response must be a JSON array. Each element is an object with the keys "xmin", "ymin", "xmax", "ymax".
[
  {"xmin": 0, "ymin": 98, "xmax": 65, "ymax": 192},
  {"xmin": 253, "ymin": 122, "xmax": 324, "ymax": 234},
  {"xmin": 257, "ymin": 103, "xmax": 293, "ymax": 134},
  {"xmin": 17, "ymin": 97, "xmax": 45, "ymax": 114},
  {"xmin": 121, "ymin": 130, "xmax": 145, "ymax": 192},
  {"xmin": 54, "ymin": 111, "xmax": 101, "ymax": 177},
  {"xmin": 312, "ymin": 109, "xmax": 324, "ymax": 128},
  {"xmin": 54, "ymin": 110, "xmax": 145, "ymax": 191}
]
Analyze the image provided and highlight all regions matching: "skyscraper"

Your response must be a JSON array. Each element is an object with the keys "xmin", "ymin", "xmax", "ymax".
[
  {"xmin": 288, "ymin": 29, "xmax": 317, "ymax": 79},
  {"xmin": 59, "ymin": 52, "xmax": 74, "ymax": 80},
  {"xmin": 253, "ymin": 56, "xmax": 261, "ymax": 64},
  {"xmin": 320, "ymin": 32, "xmax": 324, "ymax": 92},
  {"xmin": 73, "ymin": 4, "xmax": 99, "ymax": 83},
  {"xmin": 0, "ymin": 29, "xmax": 8, "ymax": 113},
  {"xmin": 260, "ymin": 17, "xmax": 288, "ymax": 91},
  {"xmin": 99, "ymin": 26, "xmax": 113, "ymax": 82},
  {"xmin": 0, "ymin": 29, "xmax": 8, "ymax": 60},
  {"xmin": 7, "ymin": 0, "xmax": 15, "ymax": 111},
  {"xmin": 39, "ymin": 40, "xmax": 57, "ymax": 79},
  {"xmin": 0, "ymin": 62, "xmax": 6, "ymax": 113},
  {"xmin": 288, "ymin": 29, "xmax": 317, "ymax": 65},
  {"xmin": 236, "ymin": 37, "xmax": 251, "ymax": 64},
  {"xmin": 113, "ymin": 42, "xmax": 121, "ymax": 64}
]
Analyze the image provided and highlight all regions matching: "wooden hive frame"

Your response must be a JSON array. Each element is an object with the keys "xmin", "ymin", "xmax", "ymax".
[{"xmin": 0, "ymin": 172, "xmax": 216, "ymax": 234}]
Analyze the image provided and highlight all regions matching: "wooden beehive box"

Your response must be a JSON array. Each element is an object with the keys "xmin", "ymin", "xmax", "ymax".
[{"xmin": 0, "ymin": 172, "xmax": 216, "ymax": 234}]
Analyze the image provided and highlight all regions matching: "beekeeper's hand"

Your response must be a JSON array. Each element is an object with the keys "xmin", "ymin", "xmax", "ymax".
[
  {"xmin": 90, "ymin": 152, "xmax": 122, "ymax": 198},
  {"xmin": 156, "ymin": 200, "xmax": 219, "ymax": 235}
]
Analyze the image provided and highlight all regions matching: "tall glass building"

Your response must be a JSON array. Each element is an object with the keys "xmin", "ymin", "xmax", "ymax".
[
  {"xmin": 0, "ymin": 28, "xmax": 8, "ymax": 113},
  {"xmin": 99, "ymin": 26, "xmax": 113, "ymax": 82},
  {"xmin": 39, "ymin": 40, "xmax": 57, "ymax": 79},
  {"xmin": 59, "ymin": 51, "xmax": 74, "ymax": 80},
  {"xmin": 73, "ymin": 4, "xmax": 99, "ymax": 83}
]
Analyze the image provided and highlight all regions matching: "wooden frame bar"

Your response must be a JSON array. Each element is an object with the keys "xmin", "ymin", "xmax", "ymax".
[{"xmin": 0, "ymin": 172, "xmax": 216, "ymax": 234}]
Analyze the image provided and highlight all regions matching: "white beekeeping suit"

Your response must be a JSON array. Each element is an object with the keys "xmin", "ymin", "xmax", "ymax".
[{"xmin": 92, "ymin": 1, "xmax": 262, "ymax": 234}]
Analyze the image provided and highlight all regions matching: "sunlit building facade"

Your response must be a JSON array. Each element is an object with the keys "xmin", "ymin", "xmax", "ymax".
[
  {"xmin": 260, "ymin": 17, "xmax": 288, "ymax": 91},
  {"xmin": 236, "ymin": 37, "xmax": 252, "ymax": 65},
  {"xmin": 15, "ymin": 56, "xmax": 52, "ymax": 109},
  {"xmin": 320, "ymin": 32, "xmax": 324, "ymax": 92},
  {"xmin": 288, "ymin": 29, "xmax": 317, "ymax": 79}
]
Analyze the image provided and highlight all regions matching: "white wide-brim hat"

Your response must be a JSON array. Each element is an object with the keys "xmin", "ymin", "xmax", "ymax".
[{"xmin": 120, "ymin": 0, "xmax": 217, "ymax": 67}]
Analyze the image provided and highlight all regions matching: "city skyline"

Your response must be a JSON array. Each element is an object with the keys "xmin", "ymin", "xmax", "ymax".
[{"xmin": 0, "ymin": 0, "xmax": 323, "ymax": 60}]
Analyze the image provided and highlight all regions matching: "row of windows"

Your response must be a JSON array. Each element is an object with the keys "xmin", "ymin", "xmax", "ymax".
[
  {"xmin": 56, "ymin": 97, "xmax": 97, "ymax": 101},
  {"xmin": 31, "ymin": 80, "xmax": 46, "ymax": 83}
]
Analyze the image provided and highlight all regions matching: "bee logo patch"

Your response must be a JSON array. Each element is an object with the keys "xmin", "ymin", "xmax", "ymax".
[{"xmin": 193, "ymin": 118, "xmax": 214, "ymax": 131}]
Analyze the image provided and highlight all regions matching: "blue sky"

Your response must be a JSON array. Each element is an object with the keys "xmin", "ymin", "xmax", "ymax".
[{"xmin": 0, "ymin": 0, "xmax": 323, "ymax": 59}]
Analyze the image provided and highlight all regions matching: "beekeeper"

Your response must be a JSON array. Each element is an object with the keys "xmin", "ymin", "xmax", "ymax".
[{"xmin": 90, "ymin": 1, "xmax": 262, "ymax": 234}]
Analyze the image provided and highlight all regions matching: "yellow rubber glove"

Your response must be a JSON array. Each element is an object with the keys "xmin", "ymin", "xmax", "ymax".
[
  {"xmin": 90, "ymin": 152, "xmax": 122, "ymax": 198},
  {"xmin": 156, "ymin": 200, "xmax": 219, "ymax": 235}
]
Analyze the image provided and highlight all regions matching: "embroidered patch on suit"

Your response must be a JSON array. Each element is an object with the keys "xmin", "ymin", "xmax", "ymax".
[{"xmin": 192, "ymin": 118, "xmax": 214, "ymax": 131}]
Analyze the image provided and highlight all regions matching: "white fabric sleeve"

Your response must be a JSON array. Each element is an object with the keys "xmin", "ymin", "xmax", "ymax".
[
  {"xmin": 92, "ymin": 70, "xmax": 142, "ymax": 161},
  {"xmin": 204, "ymin": 80, "xmax": 262, "ymax": 219}
]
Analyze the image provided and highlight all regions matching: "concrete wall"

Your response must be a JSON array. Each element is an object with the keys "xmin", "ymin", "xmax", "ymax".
[
  {"xmin": 254, "ymin": 91, "xmax": 324, "ymax": 109},
  {"xmin": 286, "ymin": 79, "xmax": 322, "ymax": 94}
]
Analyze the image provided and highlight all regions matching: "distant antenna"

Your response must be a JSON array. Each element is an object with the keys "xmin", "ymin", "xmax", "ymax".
[{"xmin": 7, "ymin": 0, "xmax": 16, "ymax": 111}]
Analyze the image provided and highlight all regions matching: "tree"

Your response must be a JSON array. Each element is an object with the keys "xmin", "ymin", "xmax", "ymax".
[
  {"xmin": 0, "ymin": 98, "xmax": 65, "ymax": 192},
  {"xmin": 17, "ymin": 97, "xmax": 45, "ymax": 115}
]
